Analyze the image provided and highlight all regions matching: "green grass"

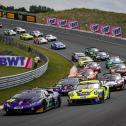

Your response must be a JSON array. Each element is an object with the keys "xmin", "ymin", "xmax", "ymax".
[
  {"xmin": 0, "ymin": 39, "xmax": 72, "ymax": 104},
  {"xmin": 36, "ymin": 8, "xmax": 126, "ymax": 37}
]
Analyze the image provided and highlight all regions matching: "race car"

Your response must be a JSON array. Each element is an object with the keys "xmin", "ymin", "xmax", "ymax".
[
  {"xmin": 68, "ymin": 80, "xmax": 110, "ymax": 105},
  {"xmin": 84, "ymin": 62, "xmax": 101, "ymax": 73},
  {"xmin": 77, "ymin": 69, "xmax": 98, "ymax": 80},
  {"xmin": 4, "ymin": 29, "xmax": 16, "ymax": 36},
  {"xmin": 20, "ymin": 33, "xmax": 34, "ymax": 40},
  {"xmin": 78, "ymin": 56, "xmax": 93, "ymax": 67},
  {"xmin": 34, "ymin": 37, "xmax": 48, "ymax": 44},
  {"xmin": 93, "ymin": 51, "xmax": 109, "ymax": 61},
  {"xmin": 3, "ymin": 88, "xmax": 61, "ymax": 115},
  {"xmin": 45, "ymin": 34, "xmax": 57, "ymax": 41},
  {"xmin": 109, "ymin": 63, "xmax": 126, "ymax": 76},
  {"xmin": 51, "ymin": 41, "xmax": 66, "ymax": 50},
  {"xmin": 85, "ymin": 47, "xmax": 100, "ymax": 57},
  {"xmin": 71, "ymin": 52, "xmax": 85, "ymax": 62},
  {"xmin": 13, "ymin": 27, "xmax": 26, "ymax": 34},
  {"xmin": 30, "ymin": 30, "xmax": 44, "ymax": 37},
  {"xmin": 102, "ymin": 73, "xmax": 125, "ymax": 90},
  {"xmin": 106, "ymin": 56, "xmax": 124, "ymax": 69},
  {"xmin": 0, "ymin": 22, "xmax": 2, "ymax": 28},
  {"xmin": 54, "ymin": 78, "xmax": 80, "ymax": 95}
]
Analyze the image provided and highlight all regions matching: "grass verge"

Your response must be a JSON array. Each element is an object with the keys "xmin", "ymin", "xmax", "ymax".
[
  {"xmin": 36, "ymin": 8, "xmax": 126, "ymax": 37},
  {"xmin": 0, "ymin": 39, "xmax": 72, "ymax": 104}
]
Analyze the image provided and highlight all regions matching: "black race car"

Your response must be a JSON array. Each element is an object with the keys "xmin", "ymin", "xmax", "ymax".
[
  {"xmin": 85, "ymin": 47, "xmax": 100, "ymax": 57},
  {"xmin": 93, "ymin": 51, "xmax": 109, "ymax": 61}
]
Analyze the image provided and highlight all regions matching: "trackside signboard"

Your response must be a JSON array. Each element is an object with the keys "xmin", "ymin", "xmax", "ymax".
[
  {"xmin": 0, "ymin": 56, "xmax": 32, "ymax": 68},
  {"xmin": 45, "ymin": 17, "xmax": 80, "ymax": 30}
]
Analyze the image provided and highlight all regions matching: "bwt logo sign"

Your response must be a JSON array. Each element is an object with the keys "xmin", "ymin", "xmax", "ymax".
[
  {"xmin": 0, "ymin": 56, "xmax": 32, "ymax": 68},
  {"xmin": 59, "ymin": 20, "xmax": 67, "ymax": 27},
  {"xmin": 69, "ymin": 21, "xmax": 79, "ymax": 29},
  {"xmin": 102, "ymin": 25, "xmax": 111, "ymax": 34},
  {"xmin": 90, "ymin": 24, "xmax": 100, "ymax": 32},
  {"xmin": 49, "ymin": 18, "xmax": 57, "ymax": 25}
]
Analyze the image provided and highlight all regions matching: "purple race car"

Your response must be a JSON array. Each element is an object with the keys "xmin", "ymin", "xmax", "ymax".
[
  {"xmin": 54, "ymin": 78, "xmax": 80, "ymax": 95},
  {"xmin": 3, "ymin": 88, "xmax": 61, "ymax": 115}
]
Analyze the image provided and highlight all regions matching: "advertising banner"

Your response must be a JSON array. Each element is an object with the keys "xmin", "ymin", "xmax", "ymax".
[
  {"xmin": 57, "ymin": 18, "xmax": 68, "ymax": 28},
  {"xmin": 46, "ymin": 17, "xmax": 57, "ymax": 26},
  {"xmin": 90, "ymin": 24, "xmax": 100, "ymax": 33},
  {"xmin": 6, "ymin": 12, "xmax": 15, "ymax": 19},
  {"xmin": 26, "ymin": 15, "xmax": 36, "ymax": 22},
  {"xmin": 45, "ymin": 17, "xmax": 80, "ymax": 30},
  {"xmin": 112, "ymin": 26, "xmax": 122, "ymax": 37},
  {"xmin": 67, "ymin": 20, "xmax": 80, "ymax": 30},
  {"xmin": 100, "ymin": 25, "xmax": 111, "ymax": 35},
  {"xmin": 0, "ymin": 56, "xmax": 32, "ymax": 68}
]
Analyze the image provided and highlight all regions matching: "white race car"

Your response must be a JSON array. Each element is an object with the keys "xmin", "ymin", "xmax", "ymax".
[
  {"xmin": 34, "ymin": 37, "xmax": 48, "ymax": 44},
  {"xmin": 13, "ymin": 27, "xmax": 26, "ymax": 34},
  {"xmin": 4, "ymin": 29, "xmax": 16, "ymax": 36},
  {"xmin": 45, "ymin": 34, "xmax": 57, "ymax": 41},
  {"xmin": 30, "ymin": 30, "xmax": 43, "ymax": 37}
]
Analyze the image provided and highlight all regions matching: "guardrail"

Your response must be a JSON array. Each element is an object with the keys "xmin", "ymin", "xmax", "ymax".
[{"xmin": 0, "ymin": 35, "xmax": 49, "ymax": 90}]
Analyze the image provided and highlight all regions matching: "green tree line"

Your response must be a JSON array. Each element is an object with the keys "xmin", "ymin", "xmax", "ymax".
[{"xmin": 0, "ymin": 5, "xmax": 54, "ymax": 13}]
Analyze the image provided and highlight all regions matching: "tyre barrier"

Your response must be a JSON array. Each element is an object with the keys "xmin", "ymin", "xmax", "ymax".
[{"xmin": 0, "ymin": 35, "xmax": 49, "ymax": 90}]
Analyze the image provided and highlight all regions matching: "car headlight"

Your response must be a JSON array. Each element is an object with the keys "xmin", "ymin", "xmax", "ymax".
[
  {"xmin": 94, "ymin": 90, "xmax": 98, "ymax": 95},
  {"xmin": 69, "ymin": 92, "xmax": 74, "ymax": 97}
]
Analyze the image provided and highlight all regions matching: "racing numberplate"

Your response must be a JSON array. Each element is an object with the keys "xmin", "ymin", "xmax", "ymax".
[
  {"xmin": 14, "ymin": 106, "xmax": 23, "ymax": 109},
  {"xmin": 80, "ymin": 96, "xmax": 86, "ymax": 99}
]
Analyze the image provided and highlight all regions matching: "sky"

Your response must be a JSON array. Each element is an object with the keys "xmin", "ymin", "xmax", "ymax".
[{"xmin": 0, "ymin": 0, "xmax": 126, "ymax": 13}]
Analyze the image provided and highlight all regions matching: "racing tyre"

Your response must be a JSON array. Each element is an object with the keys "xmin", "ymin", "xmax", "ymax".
[
  {"xmin": 68, "ymin": 99, "xmax": 75, "ymax": 106},
  {"xmin": 98, "ymin": 92, "xmax": 104, "ymax": 104},
  {"xmin": 107, "ymin": 92, "xmax": 111, "ymax": 99},
  {"xmin": 121, "ymin": 84, "xmax": 125, "ymax": 90},
  {"xmin": 42, "ymin": 100, "xmax": 47, "ymax": 112},
  {"xmin": 56, "ymin": 96, "xmax": 61, "ymax": 108}
]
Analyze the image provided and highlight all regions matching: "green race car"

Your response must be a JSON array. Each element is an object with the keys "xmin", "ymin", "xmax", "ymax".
[
  {"xmin": 68, "ymin": 80, "xmax": 110, "ymax": 105},
  {"xmin": 106, "ymin": 56, "xmax": 124, "ymax": 69},
  {"xmin": 20, "ymin": 33, "xmax": 34, "ymax": 40}
]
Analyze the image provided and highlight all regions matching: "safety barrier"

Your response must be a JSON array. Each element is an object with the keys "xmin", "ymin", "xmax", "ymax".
[{"xmin": 0, "ymin": 35, "xmax": 49, "ymax": 89}]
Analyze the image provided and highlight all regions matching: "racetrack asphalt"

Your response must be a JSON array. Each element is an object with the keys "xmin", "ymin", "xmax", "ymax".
[{"xmin": 0, "ymin": 19, "xmax": 126, "ymax": 126}]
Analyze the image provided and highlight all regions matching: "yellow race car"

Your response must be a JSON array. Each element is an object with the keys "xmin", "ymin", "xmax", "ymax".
[
  {"xmin": 68, "ymin": 80, "xmax": 110, "ymax": 105},
  {"xmin": 78, "ymin": 56, "xmax": 93, "ymax": 67},
  {"xmin": 20, "ymin": 33, "xmax": 34, "ymax": 40}
]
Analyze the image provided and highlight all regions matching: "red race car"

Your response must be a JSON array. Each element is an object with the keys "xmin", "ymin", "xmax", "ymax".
[
  {"xmin": 84, "ymin": 62, "xmax": 101, "ymax": 73},
  {"xmin": 77, "ymin": 69, "xmax": 98, "ymax": 80},
  {"xmin": 109, "ymin": 63, "xmax": 126, "ymax": 76}
]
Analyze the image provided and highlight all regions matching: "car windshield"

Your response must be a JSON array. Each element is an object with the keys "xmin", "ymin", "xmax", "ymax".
[
  {"xmin": 80, "ymin": 57, "xmax": 92, "ymax": 61},
  {"xmin": 77, "ymin": 83, "xmax": 100, "ymax": 89},
  {"xmin": 81, "ymin": 70, "xmax": 94, "ymax": 76},
  {"xmin": 76, "ymin": 53, "xmax": 85, "ymax": 57},
  {"xmin": 104, "ymin": 74, "xmax": 121, "ymax": 81},
  {"xmin": 91, "ymin": 48, "xmax": 99, "ymax": 52},
  {"xmin": 110, "ymin": 57, "xmax": 123, "ymax": 63},
  {"xmin": 98, "ymin": 52, "xmax": 107, "ymax": 56},
  {"xmin": 86, "ymin": 62, "xmax": 98, "ymax": 67},
  {"xmin": 113, "ymin": 64, "xmax": 126, "ymax": 70},
  {"xmin": 58, "ymin": 78, "xmax": 79, "ymax": 85},
  {"xmin": 12, "ymin": 90, "xmax": 42, "ymax": 99},
  {"xmin": 56, "ymin": 42, "xmax": 63, "ymax": 45},
  {"xmin": 10, "ymin": 30, "xmax": 14, "ymax": 32}
]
